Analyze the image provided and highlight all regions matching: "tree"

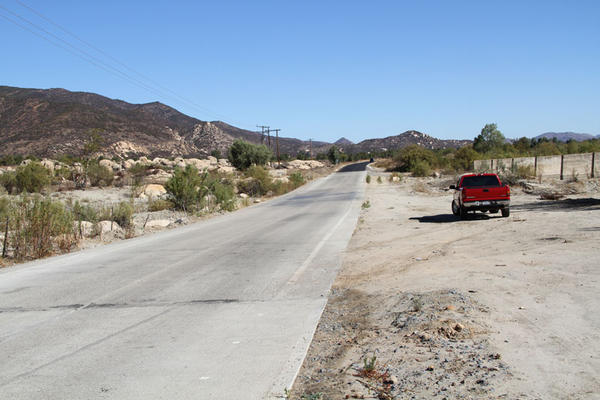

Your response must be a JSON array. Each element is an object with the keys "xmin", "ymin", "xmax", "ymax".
[
  {"xmin": 327, "ymin": 146, "xmax": 340, "ymax": 164},
  {"xmin": 393, "ymin": 145, "xmax": 435, "ymax": 172},
  {"xmin": 228, "ymin": 140, "xmax": 272, "ymax": 170},
  {"xmin": 452, "ymin": 146, "xmax": 480, "ymax": 171},
  {"xmin": 473, "ymin": 123, "xmax": 505, "ymax": 154}
]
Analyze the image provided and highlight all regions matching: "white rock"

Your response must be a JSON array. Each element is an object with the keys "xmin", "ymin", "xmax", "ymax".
[
  {"xmin": 144, "ymin": 219, "xmax": 171, "ymax": 229},
  {"xmin": 239, "ymin": 193, "xmax": 249, "ymax": 199},
  {"xmin": 142, "ymin": 184, "xmax": 167, "ymax": 198},
  {"xmin": 40, "ymin": 159, "xmax": 55, "ymax": 172},
  {"xmin": 143, "ymin": 170, "xmax": 172, "ymax": 185},
  {"xmin": 97, "ymin": 220, "xmax": 123, "ymax": 240},
  {"xmin": 73, "ymin": 221, "xmax": 96, "ymax": 238},
  {"xmin": 99, "ymin": 159, "xmax": 122, "ymax": 172}
]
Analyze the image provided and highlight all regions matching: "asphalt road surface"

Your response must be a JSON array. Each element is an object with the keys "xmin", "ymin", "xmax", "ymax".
[{"xmin": 0, "ymin": 162, "xmax": 367, "ymax": 400}]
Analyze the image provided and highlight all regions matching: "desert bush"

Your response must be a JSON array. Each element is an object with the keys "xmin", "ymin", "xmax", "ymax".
[
  {"xmin": 238, "ymin": 166, "xmax": 273, "ymax": 197},
  {"xmin": 366, "ymin": 175, "xmax": 371, "ymax": 183},
  {"xmin": 393, "ymin": 145, "xmax": 436, "ymax": 172},
  {"xmin": 499, "ymin": 164, "xmax": 536, "ymax": 185},
  {"xmin": 13, "ymin": 162, "xmax": 51, "ymax": 193},
  {"xmin": 452, "ymin": 146, "xmax": 480, "ymax": 171},
  {"xmin": 411, "ymin": 160, "xmax": 432, "ymax": 177},
  {"xmin": 148, "ymin": 198, "xmax": 174, "ymax": 212},
  {"xmin": 72, "ymin": 200, "xmax": 99, "ymax": 223},
  {"xmin": 85, "ymin": 160, "xmax": 114, "ymax": 187},
  {"xmin": 165, "ymin": 165, "xmax": 203, "ymax": 211},
  {"xmin": 289, "ymin": 171, "xmax": 305, "ymax": 188},
  {"xmin": 112, "ymin": 201, "xmax": 134, "ymax": 228},
  {"xmin": 210, "ymin": 181, "xmax": 236, "ymax": 211},
  {"xmin": 0, "ymin": 155, "xmax": 24, "ymax": 166},
  {"xmin": 377, "ymin": 176, "xmax": 383, "ymax": 183},
  {"xmin": 228, "ymin": 140, "xmax": 272, "ymax": 170},
  {"xmin": 0, "ymin": 172, "xmax": 17, "ymax": 194},
  {"xmin": 7, "ymin": 195, "xmax": 77, "ymax": 259}
]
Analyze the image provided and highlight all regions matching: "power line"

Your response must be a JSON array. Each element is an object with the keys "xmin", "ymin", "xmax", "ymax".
[
  {"xmin": 1, "ymin": 1, "xmax": 248, "ymax": 127},
  {"xmin": 13, "ymin": 0, "xmax": 235, "ymax": 124}
]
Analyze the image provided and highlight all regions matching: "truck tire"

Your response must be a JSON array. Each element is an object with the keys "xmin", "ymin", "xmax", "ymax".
[
  {"xmin": 501, "ymin": 207, "xmax": 510, "ymax": 217},
  {"xmin": 452, "ymin": 201, "xmax": 460, "ymax": 216},
  {"xmin": 459, "ymin": 205, "xmax": 467, "ymax": 219}
]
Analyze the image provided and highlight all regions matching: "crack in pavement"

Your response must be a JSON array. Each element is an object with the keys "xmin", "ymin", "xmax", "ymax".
[{"xmin": 0, "ymin": 298, "xmax": 240, "ymax": 313}]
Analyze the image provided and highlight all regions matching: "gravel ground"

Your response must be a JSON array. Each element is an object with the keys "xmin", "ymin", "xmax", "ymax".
[{"xmin": 290, "ymin": 171, "xmax": 600, "ymax": 399}]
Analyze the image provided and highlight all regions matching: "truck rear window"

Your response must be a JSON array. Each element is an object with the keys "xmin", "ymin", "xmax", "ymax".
[{"xmin": 461, "ymin": 175, "xmax": 500, "ymax": 187}]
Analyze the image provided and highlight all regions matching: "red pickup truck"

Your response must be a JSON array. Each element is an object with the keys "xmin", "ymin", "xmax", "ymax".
[{"xmin": 450, "ymin": 173, "xmax": 510, "ymax": 218}]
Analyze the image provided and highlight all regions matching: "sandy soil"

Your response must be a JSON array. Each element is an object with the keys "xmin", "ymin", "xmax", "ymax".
[{"xmin": 290, "ymin": 170, "xmax": 600, "ymax": 399}]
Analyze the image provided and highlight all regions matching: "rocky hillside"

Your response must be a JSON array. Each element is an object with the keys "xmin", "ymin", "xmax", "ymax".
[
  {"xmin": 0, "ymin": 86, "xmax": 325, "ymax": 158},
  {"xmin": 533, "ymin": 132, "xmax": 599, "ymax": 142},
  {"xmin": 1, "ymin": 85, "xmax": 471, "ymax": 158},
  {"xmin": 338, "ymin": 130, "xmax": 471, "ymax": 153}
]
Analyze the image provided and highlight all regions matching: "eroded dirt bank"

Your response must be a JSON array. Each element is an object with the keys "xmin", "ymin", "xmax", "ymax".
[{"xmin": 290, "ymin": 173, "xmax": 600, "ymax": 399}]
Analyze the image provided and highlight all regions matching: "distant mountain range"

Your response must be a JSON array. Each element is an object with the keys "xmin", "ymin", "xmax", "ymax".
[
  {"xmin": 0, "ymin": 86, "xmax": 473, "ymax": 158},
  {"xmin": 533, "ymin": 132, "xmax": 599, "ymax": 142}
]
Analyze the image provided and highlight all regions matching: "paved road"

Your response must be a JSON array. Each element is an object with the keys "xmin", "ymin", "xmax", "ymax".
[{"xmin": 0, "ymin": 162, "xmax": 367, "ymax": 400}]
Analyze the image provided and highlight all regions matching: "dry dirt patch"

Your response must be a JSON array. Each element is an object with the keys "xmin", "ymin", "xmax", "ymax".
[{"xmin": 290, "ymin": 174, "xmax": 600, "ymax": 399}]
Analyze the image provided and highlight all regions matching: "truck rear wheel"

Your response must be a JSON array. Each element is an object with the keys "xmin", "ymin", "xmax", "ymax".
[
  {"xmin": 501, "ymin": 207, "xmax": 510, "ymax": 217},
  {"xmin": 452, "ymin": 201, "xmax": 460, "ymax": 216},
  {"xmin": 459, "ymin": 205, "xmax": 467, "ymax": 219}
]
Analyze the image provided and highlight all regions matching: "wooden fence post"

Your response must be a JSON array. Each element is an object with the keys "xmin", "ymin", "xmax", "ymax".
[
  {"xmin": 560, "ymin": 154, "xmax": 564, "ymax": 180},
  {"xmin": 592, "ymin": 152, "xmax": 596, "ymax": 178}
]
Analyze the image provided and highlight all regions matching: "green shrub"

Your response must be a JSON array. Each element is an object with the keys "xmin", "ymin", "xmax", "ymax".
[
  {"xmin": 86, "ymin": 160, "xmax": 114, "ymax": 187},
  {"xmin": 72, "ymin": 201, "xmax": 99, "ymax": 223},
  {"xmin": 8, "ymin": 195, "xmax": 77, "ymax": 259},
  {"xmin": 410, "ymin": 160, "xmax": 431, "ymax": 177},
  {"xmin": 0, "ymin": 172, "xmax": 17, "ymax": 194},
  {"xmin": 148, "ymin": 198, "xmax": 174, "ymax": 212},
  {"xmin": 377, "ymin": 176, "xmax": 383, "ymax": 183},
  {"xmin": 452, "ymin": 146, "xmax": 480, "ymax": 171},
  {"xmin": 112, "ymin": 201, "xmax": 134, "ymax": 228},
  {"xmin": 165, "ymin": 165, "xmax": 203, "ymax": 211},
  {"xmin": 228, "ymin": 140, "xmax": 272, "ymax": 170},
  {"xmin": 14, "ymin": 162, "xmax": 51, "ymax": 193},
  {"xmin": 289, "ymin": 171, "xmax": 305, "ymax": 188},
  {"xmin": 393, "ymin": 145, "xmax": 436, "ymax": 172},
  {"xmin": 207, "ymin": 179, "xmax": 236, "ymax": 211},
  {"xmin": 366, "ymin": 175, "xmax": 371, "ymax": 183},
  {"xmin": 238, "ymin": 166, "xmax": 273, "ymax": 197}
]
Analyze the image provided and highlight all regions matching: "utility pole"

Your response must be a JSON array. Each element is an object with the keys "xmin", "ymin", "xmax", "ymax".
[
  {"xmin": 256, "ymin": 125, "xmax": 269, "ymax": 145},
  {"xmin": 271, "ymin": 129, "xmax": 281, "ymax": 166},
  {"xmin": 309, "ymin": 138, "xmax": 312, "ymax": 159}
]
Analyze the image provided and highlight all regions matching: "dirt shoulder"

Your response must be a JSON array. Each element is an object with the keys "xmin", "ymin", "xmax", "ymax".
[{"xmin": 290, "ymin": 172, "xmax": 600, "ymax": 399}]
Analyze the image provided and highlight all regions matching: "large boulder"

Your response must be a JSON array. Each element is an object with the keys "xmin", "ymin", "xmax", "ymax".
[
  {"xmin": 99, "ymin": 159, "xmax": 122, "ymax": 172},
  {"xmin": 97, "ymin": 220, "xmax": 124, "ymax": 241},
  {"xmin": 143, "ymin": 169, "xmax": 172, "ymax": 185},
  {"xmin": 141, "ymin": 184, "xmax": 167, "ymax": 198},
  {"xmin": 73, "ymin": 221, "xmax": 96, "ymax": 238},
  {"xmin": 40, "ymin": 159, "xmax": 55, "ymax": 173}
]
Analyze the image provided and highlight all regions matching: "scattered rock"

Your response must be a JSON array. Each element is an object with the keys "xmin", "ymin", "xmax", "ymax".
[
  {"xmin": 142, "ymin": 184, "xmax": 167, "ymax": 198},
  {"xmin": 144, "ymin": 219, "xmax": 171, "ymax": 229}
]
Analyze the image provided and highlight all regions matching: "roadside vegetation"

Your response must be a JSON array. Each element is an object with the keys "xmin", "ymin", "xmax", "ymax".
[{"xmin": 0, "ymin": 139, "xmax": 322, "ymax": 265}]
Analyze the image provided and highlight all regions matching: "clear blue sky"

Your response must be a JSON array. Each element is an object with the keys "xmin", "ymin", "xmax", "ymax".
[{"xmin": 1, "ymin": 0, "xmax": 599, "ymax": 142}]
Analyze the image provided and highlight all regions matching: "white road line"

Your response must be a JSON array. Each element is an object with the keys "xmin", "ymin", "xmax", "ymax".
[{"xmin": 286, "ymin": 205, "xmax": 353, "ymax": 284}]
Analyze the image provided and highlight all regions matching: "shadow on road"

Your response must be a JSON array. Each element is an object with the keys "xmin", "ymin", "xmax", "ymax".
[
  {"xmin": 337, "ymin": 161, "xmax": 369, "ymax": 172},
  {"xmin": 513, "ymin": 198, "xmax": 600, "ymax": 212}
]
